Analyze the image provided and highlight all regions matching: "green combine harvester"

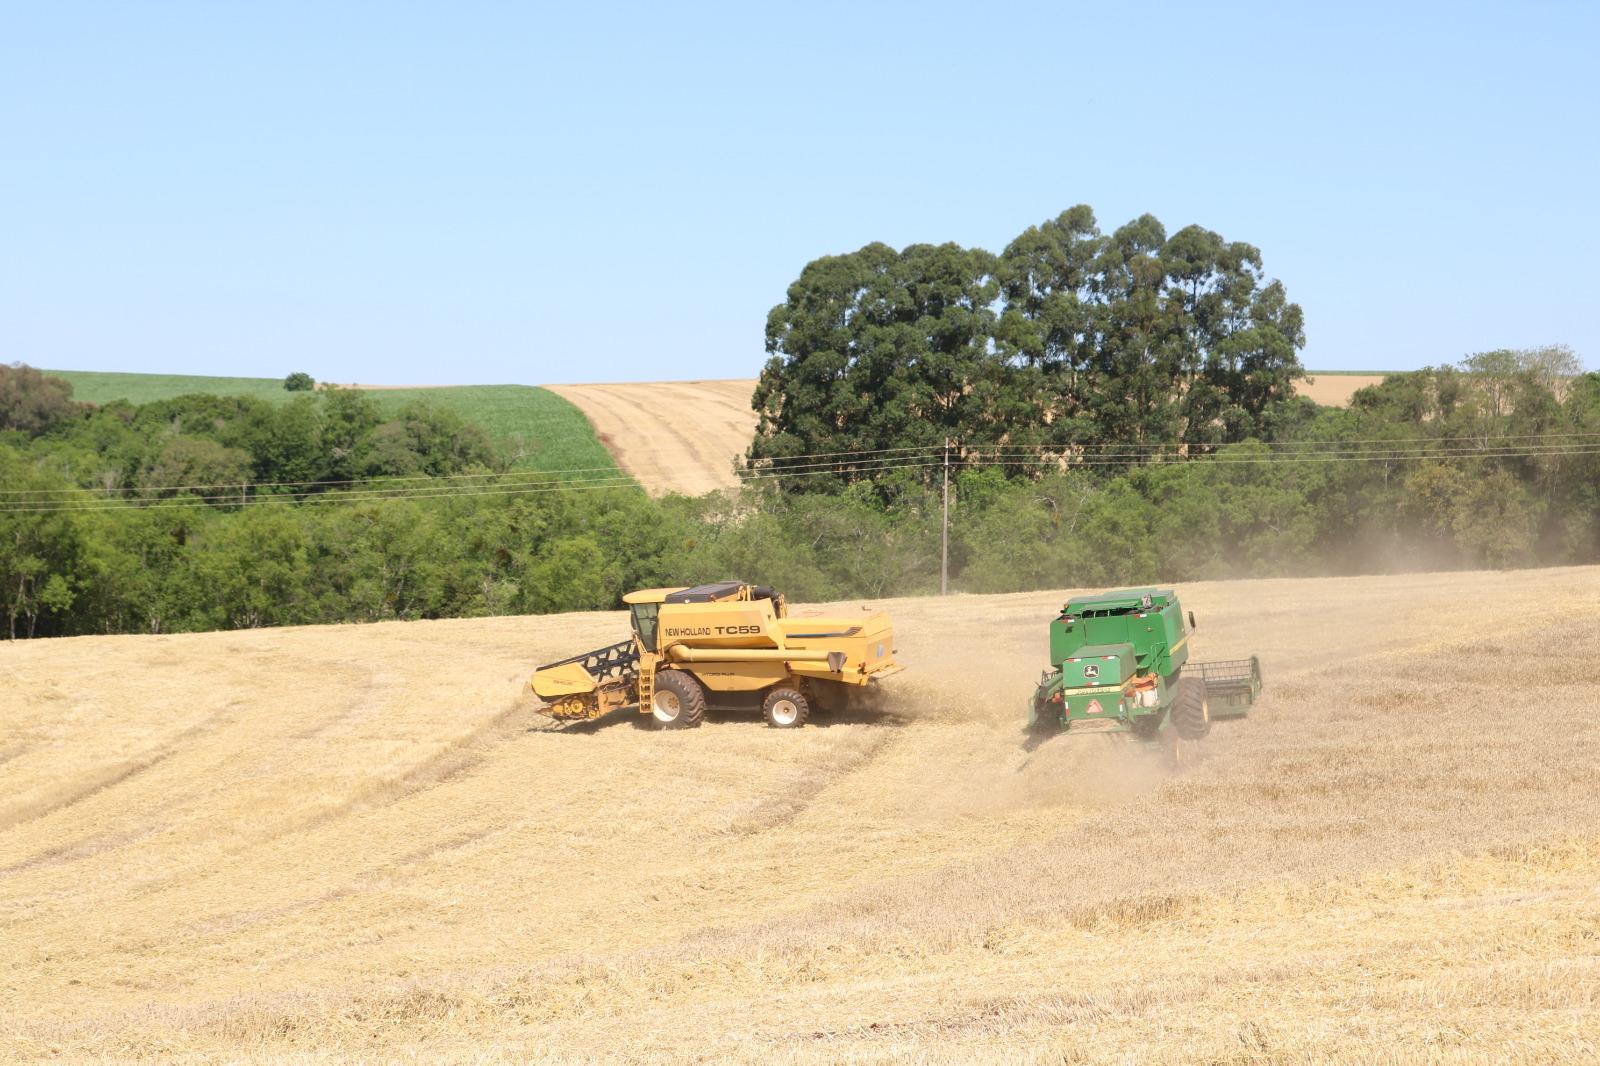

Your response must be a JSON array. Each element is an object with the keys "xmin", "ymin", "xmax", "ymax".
[{"xmin": 1028, "ymin": 587, "xmax": 1260, "ymax": 741}]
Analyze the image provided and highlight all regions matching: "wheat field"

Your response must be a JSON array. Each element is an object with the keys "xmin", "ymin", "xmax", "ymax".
[
  {"xmin": 544, "ymin": 380, "xmax": 758, "ymax": 496},
  {"xmin": 3, "ymin": 567, "xmax": 1598, "ymax": 1062},
  {"xmin": 1295, "ymin": 373, "xmax": 1388, "ymax": 407}
]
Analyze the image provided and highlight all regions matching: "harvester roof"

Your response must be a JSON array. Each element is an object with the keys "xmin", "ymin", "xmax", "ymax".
[
  {"xmin": 622, "ymin": 582, "xmax": 781, "ymax": 606},
  {"xmin": 665, "ymin": 581, "xmax": 749, "ymax": 603},
  {"xmin": 623, "ymin": 587, "xmax": 690, "ymax": 605},
  {"xmin": 1063, "ymin": 587, "xmax": 1174, "ymax": 613}
]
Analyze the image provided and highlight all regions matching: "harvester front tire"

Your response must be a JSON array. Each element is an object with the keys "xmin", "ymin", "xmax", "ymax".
[
  {"xmin": 651, "ymin": 671, "xmax": 706, "ymax": 729},
  {"xmin": 1170, "ymin": 677, "xmax": 1211, "ymax": 740},
  {"xmin": 762, "ymin": 687, "xmax": 810, "ymax": 729}
]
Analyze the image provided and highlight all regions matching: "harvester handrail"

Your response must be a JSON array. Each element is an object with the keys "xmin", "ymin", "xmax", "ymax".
[
  {"xmin": 535, "ymin": 638, "xmax": 639, "ymax": 675},
  {"xmin": 1194, "ymin": 656, "xmax": 1261, "ymax": 686}
]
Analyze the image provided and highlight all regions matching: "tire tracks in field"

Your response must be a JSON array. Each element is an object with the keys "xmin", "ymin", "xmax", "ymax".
[
  {"xmin": 0, "ymin": 665, "xmax": 378, "ymax": 890},
  {"xmin": 142, "ymin": 697, "xmax": 532, "ymax": 955},
  {"xmin": 1, "ymin": 692, "xmax": 528, "ymax": 928},
  {"xmin": 91, "ymin": 697, "xmax": 532, "ymax": 916},
  {"xmin": 0, "ymin": 826, "xmax": 157, "ymax": 879},
  {"xmin": 291, "ymin": 664, "xmax": 404, "ymax": 740},
  {"xmin": 291, "ymin": 698, "xmax": 528, "ymax": 834},
  {"xmin": 718, "ymin": 724, "xmax": 905, "ymax": 836},
  {"xmin": 0, "ymin": 741, "xmax": 36, "ymax": 771},
  {"xmin": 0, "ymin": 714, "xmax": 230, "ymax": 836},
  {"xmin": 191, "ymin": 824, "xmax": 505, "ymax": 939}
]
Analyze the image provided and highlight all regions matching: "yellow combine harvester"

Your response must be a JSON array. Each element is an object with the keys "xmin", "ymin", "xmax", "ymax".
[{"xmin": 531, "ymin": 581, "xmax": 902, "ymax": 728}]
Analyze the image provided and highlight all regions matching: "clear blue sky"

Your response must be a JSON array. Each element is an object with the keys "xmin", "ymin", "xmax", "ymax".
[{"xmin": 3, "ymin": 1, "xmax": 1595, "ymax": 384}]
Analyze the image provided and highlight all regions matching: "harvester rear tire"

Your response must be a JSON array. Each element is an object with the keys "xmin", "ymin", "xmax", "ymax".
[
  {"xmin": 762, "ymin": 687, "xmax": 810, "ymax": 729},
  {"xmin": 651, "ymin": 671, "xmax": 705, "ymax": 729},
  {"xmin": 1170, "ymin": 676, "xmax": 1211, "ymax": 740}
]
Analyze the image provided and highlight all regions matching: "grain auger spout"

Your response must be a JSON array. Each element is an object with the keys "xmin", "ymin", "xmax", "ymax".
[{"xmin": 529, "ymin": 581, "xmax": 902, "ymax": 728}]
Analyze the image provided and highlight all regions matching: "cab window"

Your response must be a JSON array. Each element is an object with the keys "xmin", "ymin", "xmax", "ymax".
[{"xmin": 631, "ymin": 603, "xmax": 660, "ymax": 651}]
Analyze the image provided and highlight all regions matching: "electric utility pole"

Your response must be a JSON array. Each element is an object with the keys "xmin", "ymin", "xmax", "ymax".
[{"xmin": 941, "ymin": 437, "xmax": 950, "ymax": 595}]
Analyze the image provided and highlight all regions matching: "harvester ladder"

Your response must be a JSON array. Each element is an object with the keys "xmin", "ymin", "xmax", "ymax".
[{"xmin": 637, "ymin": 663, "xmax": 653, "ymax": 713}]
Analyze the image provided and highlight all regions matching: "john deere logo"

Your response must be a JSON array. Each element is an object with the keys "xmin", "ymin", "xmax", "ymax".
[{"xmin": 1083, "ymin": 664, "xmax": 1100, "ymax": 679}]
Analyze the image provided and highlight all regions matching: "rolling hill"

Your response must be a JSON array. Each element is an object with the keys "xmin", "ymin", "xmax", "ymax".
[{"xmin": 44, "ymin": 370, "xmax": 617, "ymax": 476}]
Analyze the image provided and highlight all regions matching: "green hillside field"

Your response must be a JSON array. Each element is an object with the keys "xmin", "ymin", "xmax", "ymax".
[{"xmin": 43, "ymin": 370, "xmax": 618, "ymax": 475}]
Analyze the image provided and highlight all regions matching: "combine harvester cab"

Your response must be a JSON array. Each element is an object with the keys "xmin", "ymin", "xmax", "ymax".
[
  {"xmin": 531, "ymin": 581, "xmax": 902, "ymax": 729},
  {"xmin": 1028, "ymin": 587, "xmax": 1260, "ymax": 742}
]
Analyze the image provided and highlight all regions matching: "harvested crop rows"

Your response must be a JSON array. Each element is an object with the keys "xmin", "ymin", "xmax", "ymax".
[
  {"xmin": 544, "ymin": 380, "xmax": 758, "ymax": 496},
  {"xmin": 3, "ymin": 567, "xmax": 1598, "ymax": 1062}
]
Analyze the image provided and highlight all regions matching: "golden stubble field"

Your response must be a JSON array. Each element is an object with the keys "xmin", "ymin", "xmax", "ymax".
[
  {"xmin": 2, "ymin": 568, "xmax": 1598, "ymax": 1063},
  {"xmin": 544, "ymin": 380, "xmax": 758, "ymax": 496}
]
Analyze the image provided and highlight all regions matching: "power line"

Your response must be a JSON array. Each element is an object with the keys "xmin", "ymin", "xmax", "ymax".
[
  {"xmin": 5, "ymin": 441, "xmax": 1595, "ymax": 514},
  {"xmin": 0, "ymin": 456, "xmax": 948, "ymax": 514},
  {"xmin": 0, "ymin": 444, "xmax": 940, "ymax": 499},
  {"xmin": 961, "ymin": 445, "xmax": 1600, "ymax": 467},
  {"xmin": 7, "ymin": 428, "xmax": 1598, "ymax": 500},
  {"xmin": 2, "ymin": 441, "xmax": 1592, "ymax": 516},
  {"xmin": 0, "ymin": 452, "xmax": 937, "ymax": 512},
  {"xmin": 960, "ymin": 429, "xmax": 1600, "ymax": 452},
  {"xmin": 965, "ymin": 442, "xmax": 1600, "ymax": 461}
]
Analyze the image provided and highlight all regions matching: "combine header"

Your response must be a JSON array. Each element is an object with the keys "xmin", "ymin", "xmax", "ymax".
[
  {"xmin": 531, "ymin": 582, "xmax": 902, "ymax": 728},
  {"xmin": 1028, "ymin": 587, "xmax": 1260, "ymax": 741}
]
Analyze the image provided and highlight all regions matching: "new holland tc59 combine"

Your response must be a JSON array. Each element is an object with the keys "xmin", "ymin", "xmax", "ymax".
[
  {"xmin": 1028, "ymin": 587, "xmax": 1260, "ymax": 741},
  {"xmin": 531, "ymin": 581, "xmax": 902, "ymax": 728}
]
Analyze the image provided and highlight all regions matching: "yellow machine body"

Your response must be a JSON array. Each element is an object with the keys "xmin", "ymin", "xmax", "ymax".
[{"xmin": 530, "ymin": 581, "xmax": 901, "ymax": 725}]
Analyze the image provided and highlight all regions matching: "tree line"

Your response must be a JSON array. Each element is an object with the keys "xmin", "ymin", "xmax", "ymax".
[
  {"xmin": 749, "ymin": 205, "xmax": 1307, "ymax": 484},
  {"xmin": 3, "ymin": 346, "xmax": 1596, "ymax": 640}
]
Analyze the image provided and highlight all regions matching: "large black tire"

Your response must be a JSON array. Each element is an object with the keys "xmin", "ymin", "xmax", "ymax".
[
  {"xmin": 762, "ymin": 687, "xmax": 810, "ymax": 729},
  {"xmin": 650, "ymin": 671, "xmax": 706, "ymax": 729},
  {"xmin": 1170, "ymin": 676, "xmax": 1211, "ymax": 740}
]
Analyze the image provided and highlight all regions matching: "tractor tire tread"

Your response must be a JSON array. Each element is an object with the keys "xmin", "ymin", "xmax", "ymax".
[
  {"xmin": 654, "ymin": 670, "xmax": 706, "ymax": 729},
  {"xmin": 1171, "ymin": 676, "xmax": 1210, "ymax": 740},
  {"xmin": 762, "ymin": 687, "xmax": 810, "ymax": 729}
]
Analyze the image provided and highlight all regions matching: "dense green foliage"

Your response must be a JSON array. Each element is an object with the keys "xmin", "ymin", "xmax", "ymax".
[
  {"xmin": 3, "ymin": 346, "xmax": 1597, "ymax": 640},
  {"xmin": 2, "ymin": 364, "xmax": 84, "ymax": 433},
  {"xmin": 750, "ymin": 206, "xmax": 1306, "ymax": 482},
  {"xmin": 2, "ymin": 376, "xmax": 498, "ymax": 498},
  {"xmin": 283, "ymin": 372, "xmax": 316, "ymax": 392},
  {"xmin": 42, "ymin": 371, "xmax": 618, "ymax": 474}
]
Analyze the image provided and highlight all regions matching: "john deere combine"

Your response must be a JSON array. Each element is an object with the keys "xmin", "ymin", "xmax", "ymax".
[
  {"xmin": 1028, "ymin": 587, "xmax": 1260, "ymax": 740},
  {"xmin": 531, "ymin": 581, "xmax": 902, "ymax": 728}
]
